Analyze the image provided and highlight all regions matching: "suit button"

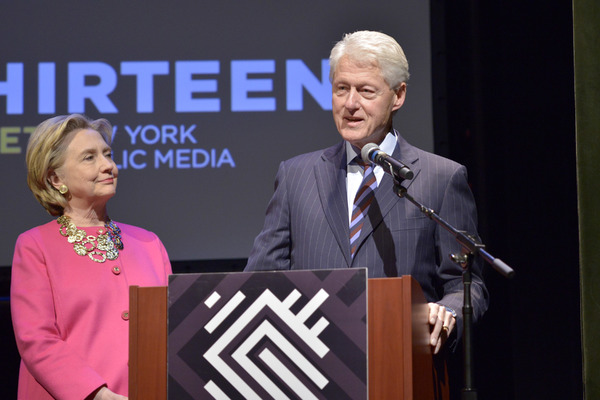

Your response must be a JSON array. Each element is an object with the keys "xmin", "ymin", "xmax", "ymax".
[
  {"xmin": 121, "ymin": 311, "xmax": 129, "ymax": 320},
  {"xmin": 112, "ymin": 266, "xmax": 121, "ymax": 275}
]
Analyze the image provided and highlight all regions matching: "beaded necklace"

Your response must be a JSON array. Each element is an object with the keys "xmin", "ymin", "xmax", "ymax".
[{"xmin": 57, "ymin": 215, "xmax": 124, "ymax": 263}]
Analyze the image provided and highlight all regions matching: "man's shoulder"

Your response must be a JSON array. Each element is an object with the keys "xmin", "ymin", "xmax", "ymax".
[
  {"xmin": 282, "ymin": 141, "xmax": 343, "ymax": 167},
  {"xmin": 398, "ymin": 136, "xmax": 463, "ymax": 171},
  {"xmin": 416, "ymin": 147, "xmax": 462, "ymax": 168}
]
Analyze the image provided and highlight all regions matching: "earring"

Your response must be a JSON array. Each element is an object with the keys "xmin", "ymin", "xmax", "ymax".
[{"xmin": 58, "ymin": 185, "xmax": 68, "ymax": 194}]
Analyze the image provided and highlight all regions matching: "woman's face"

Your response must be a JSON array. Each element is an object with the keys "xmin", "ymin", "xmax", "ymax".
[{"xmin": 51, "ymin": 129, "xmax": 118, "ymax": 208}]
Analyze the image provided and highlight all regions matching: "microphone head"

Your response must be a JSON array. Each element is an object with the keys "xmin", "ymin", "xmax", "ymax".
[{"xmin": 361, "ymin": 143, "xmax": 379, "ymax": 162}]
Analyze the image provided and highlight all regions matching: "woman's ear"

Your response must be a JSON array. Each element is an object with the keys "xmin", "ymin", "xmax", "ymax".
[{"xmin": 48, "ymin": 170, "xmax": 63, "ymax": 191}]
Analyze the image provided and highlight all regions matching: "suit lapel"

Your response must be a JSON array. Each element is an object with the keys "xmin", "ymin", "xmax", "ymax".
[
  {"xmin": 315, "ymin": 142, "xmax": 353, "ymax": 267},
  {"xmin": 376, "ymin": 133, "xmax": 421, "ymax": 217},
  {"xmin": 352, "ymin": 132, "xmax": 422, "ymax": 258}
]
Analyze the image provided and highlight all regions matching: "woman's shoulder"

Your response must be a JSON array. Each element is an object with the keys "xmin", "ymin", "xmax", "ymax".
[
  {"xmin": 18, "ymin": 220, "xmax": 59, "ymax": 238},
  {"xmin": 14, "ymin": 220, "xmax": 62, "ymax": 252}
]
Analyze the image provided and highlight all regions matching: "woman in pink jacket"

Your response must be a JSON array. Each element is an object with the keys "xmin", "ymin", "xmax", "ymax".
[{"xmin": 11, "ymin": 114, "xmax": 172, "ymax": 399}]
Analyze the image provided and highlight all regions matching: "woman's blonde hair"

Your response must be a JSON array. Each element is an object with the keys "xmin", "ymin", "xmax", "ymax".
[{"xmin": 26, "ymin": 114, "xmax": 113, "ymax": 216}]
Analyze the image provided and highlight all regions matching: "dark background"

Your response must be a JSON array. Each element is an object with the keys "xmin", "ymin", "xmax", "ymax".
[
  {"xmin": 433, "ymin": 1, "xmax": 581, "ymax": 399},
  {"xmin": 0, "ymin": 1, "xmax": 581, "ymax": 399}
]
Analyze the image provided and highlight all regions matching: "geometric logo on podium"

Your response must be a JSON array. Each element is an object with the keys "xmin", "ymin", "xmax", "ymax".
[{"xmin": 168, "ymin": 268, "xmax": 367, "ymax": 399}]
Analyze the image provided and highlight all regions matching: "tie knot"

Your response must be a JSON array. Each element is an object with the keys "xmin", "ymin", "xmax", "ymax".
[{"xmin": 352, "ymin": 156, "xmax": 369, "ymax": 169}]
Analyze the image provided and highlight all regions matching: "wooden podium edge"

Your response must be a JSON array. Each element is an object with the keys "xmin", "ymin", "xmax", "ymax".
[
  {"xmin": 368, "ymin": 276, "xmax": 449, "ymax": 399},
  {"xmin": 368, "ymin": 276, "xmax": 413, "ymax": 398},
  {"xmin": 409, "ymin": 276, "xmax": 450, "ymax": 400},
  {"xmin": 129, "ymin": 286, "xmax": 168, "ymax": 400}
]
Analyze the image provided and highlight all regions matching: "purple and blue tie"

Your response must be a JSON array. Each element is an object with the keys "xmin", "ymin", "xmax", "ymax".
[{"xmin": 350, "ymin": 160, "xmax": 377, "ymax": 257}]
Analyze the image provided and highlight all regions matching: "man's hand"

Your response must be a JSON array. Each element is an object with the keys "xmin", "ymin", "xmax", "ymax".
[{"xmin": 428, "ymin": 303, "xmax": 456, "ymax": 354}]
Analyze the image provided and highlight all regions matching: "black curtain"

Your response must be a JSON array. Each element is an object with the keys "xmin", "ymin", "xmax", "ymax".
[{"xmin": 432, "ymin": 1, "xmax": 581, "ymax": 399}]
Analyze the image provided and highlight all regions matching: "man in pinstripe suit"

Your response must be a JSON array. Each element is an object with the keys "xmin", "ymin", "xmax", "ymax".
[{"xmin": 245, "ymin": 31, "xmax": 488, "ymax": 353}]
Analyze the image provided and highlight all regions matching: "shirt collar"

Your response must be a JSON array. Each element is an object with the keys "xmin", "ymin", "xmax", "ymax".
[{"xmin": 345, "ymin": 130, "xmax": 398, "ymax": 166}]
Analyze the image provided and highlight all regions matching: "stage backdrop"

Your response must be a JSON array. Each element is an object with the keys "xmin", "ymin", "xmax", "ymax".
[{"xmin": 0, "ymin": 1, "xmax": 433, "ymax": 266}]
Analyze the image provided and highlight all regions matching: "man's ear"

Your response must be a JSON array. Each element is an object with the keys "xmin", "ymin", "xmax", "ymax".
[{"xmin": 392, "ymin": 82, "xmax": 407, "ymax": 111}]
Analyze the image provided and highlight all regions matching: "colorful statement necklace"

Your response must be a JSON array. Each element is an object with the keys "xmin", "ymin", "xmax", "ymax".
[{"xmin": 57, "ymin": 215, "xmax": 124, "ymax": 263}]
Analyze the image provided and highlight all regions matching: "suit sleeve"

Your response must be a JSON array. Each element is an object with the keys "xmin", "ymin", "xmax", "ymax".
[
  {"xmin": 10, "ymin": 232, "xmax": 106, "ymax": 400},
  {"xmin": 246, "ymin": 162, "xmax": 292, "ymax": 271},
  {"xmin": 434, "ymin": 164, "xmax": 489, "ymax": 336}
]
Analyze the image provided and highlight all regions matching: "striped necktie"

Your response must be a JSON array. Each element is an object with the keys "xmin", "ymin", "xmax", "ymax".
[{"xmin": 350, "ymin": 160, "xmax": 377, "ymax": 257}]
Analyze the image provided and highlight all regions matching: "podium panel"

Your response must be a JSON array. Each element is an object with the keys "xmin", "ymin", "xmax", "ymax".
[
  {"xmin": 129, "ymin": 273, "xmax": 448, "ymax": 399},
  {"xmin": 168, "ymin": 269, "xmax": 367, "ymax": 399}
]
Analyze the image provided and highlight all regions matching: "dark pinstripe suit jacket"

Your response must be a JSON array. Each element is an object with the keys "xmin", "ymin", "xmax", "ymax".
[{"xmin": 246, "ymin": 132, "xmax": 488, "ymax": 325}]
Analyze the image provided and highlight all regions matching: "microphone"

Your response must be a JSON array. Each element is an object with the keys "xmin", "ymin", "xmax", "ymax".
[{"xmin": 361, "ymin": 143, "xmax": 414, "ymax": 180}]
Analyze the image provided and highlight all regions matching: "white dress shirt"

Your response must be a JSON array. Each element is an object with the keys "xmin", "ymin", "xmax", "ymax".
[{"xmin": 345, "ymin": 131, "xmax": 397, "ymax": 224}]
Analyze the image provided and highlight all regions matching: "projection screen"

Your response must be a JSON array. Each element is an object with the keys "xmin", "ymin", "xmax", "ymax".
[{"xmin": 0, "ymin": 1, "xmax": 433, "ymax": 266}]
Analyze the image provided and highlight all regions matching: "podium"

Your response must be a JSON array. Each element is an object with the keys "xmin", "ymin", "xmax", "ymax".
[{"xmin": 129, "ymin": 273, "xmax": 448, "ymax": 399}]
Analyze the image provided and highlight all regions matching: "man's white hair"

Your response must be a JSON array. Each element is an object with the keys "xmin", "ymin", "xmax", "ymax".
[{"xmin": 329, "ymin": 30, "xmax": 410, "ymax": 90}]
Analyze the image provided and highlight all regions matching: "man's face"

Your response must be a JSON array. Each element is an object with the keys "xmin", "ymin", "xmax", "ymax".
[{"xmin": 331, "ymin": 56, "xmax": 406, "ymax": 149}]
